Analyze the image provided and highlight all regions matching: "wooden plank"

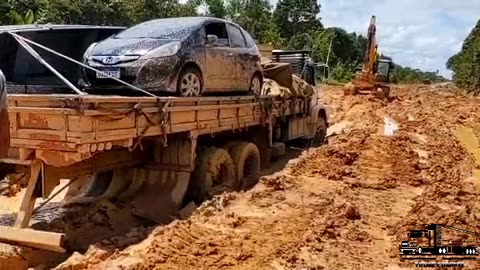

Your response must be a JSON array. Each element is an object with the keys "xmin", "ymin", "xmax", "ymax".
[
  {"xmin": 15, "ymin": 160, "xmax": 41, "ymax": 228},
  {"xmin": 0, "ymin": 226, "xmax": 65, "ymax": 253}
]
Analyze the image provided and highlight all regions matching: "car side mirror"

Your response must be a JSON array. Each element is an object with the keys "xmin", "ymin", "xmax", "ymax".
[{"xmin": 206, "ymin": 34, "xmax": 219, "ymax": 45}]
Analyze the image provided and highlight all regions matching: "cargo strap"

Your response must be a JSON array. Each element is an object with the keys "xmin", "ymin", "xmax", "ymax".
[
  {"xmin": 130, "ymin": 99, "xmax": 171, "ymax": 151},
  {"xmin": 258, "ymin": 98, "xmax": 273, "ymax": 126},
  {"xmin": 72, "ymin": 99, "xmax": 171, "ymax": 151}
]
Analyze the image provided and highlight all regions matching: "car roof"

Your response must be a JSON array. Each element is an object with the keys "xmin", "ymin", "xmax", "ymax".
[
  {"xmin": 139, "ymin": 16, "xmax": 241, "ymax": 28},
  {"xmin": 0, "ymin": 24, "xmax": 126, "ymax": 34}
]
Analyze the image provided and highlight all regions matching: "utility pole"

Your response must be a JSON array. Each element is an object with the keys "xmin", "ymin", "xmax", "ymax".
[{"xmin": 325, "ymin": 32, "xmax": 335, "ymax": 80}]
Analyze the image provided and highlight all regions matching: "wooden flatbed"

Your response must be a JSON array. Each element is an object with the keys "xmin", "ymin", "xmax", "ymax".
[
  {"xmin": 1, "ymin": 91, "xmax": 327, "ymax": 253},
  {"xmin": 7, "ymin": 94, "xmax": 310, "ymax": 167}
]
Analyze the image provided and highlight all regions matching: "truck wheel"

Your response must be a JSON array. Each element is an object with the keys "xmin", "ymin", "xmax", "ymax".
[
  {"xmin": 312, "ymin": 116, "xmax": 327, "ymax": 147},
  {"xmin": 228, "ymin": 142, "xmax": 261, "ymax": 187},
  {"xmin": 191, "ymin": 147, "xmax": 237, "ymax": 204},
  {"xmin": 177, "ymin": 67, "xmax": 203, "ymax": 97}
]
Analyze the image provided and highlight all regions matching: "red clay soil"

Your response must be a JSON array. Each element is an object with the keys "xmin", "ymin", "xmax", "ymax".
[{"xmin": 6, "ymin": 83, "xmax": 480, "ymax": 270}]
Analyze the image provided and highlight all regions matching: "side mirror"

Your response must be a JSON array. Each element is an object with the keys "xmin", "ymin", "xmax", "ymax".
[{"xmin": 206, "ymin": 34, "xmax": 219, "ymax": 45}]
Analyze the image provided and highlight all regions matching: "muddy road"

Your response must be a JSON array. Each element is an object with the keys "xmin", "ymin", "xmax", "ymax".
[{"xmin": 4, "ymin": 83, "xmax": 480, "ymax": 269}]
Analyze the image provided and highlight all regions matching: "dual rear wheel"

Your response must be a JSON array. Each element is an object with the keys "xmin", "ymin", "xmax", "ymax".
[{"xmin": 188, "ymin": 142, "xmax": 261, "ymax": 204}]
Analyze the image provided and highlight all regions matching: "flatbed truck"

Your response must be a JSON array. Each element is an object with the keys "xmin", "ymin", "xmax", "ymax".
[{"xmin": 0, "ymin": 84, "xmax": 328, "ymax": 252}]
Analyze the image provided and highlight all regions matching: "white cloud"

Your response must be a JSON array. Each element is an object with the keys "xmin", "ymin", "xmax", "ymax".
[{"xmin": 268, "ymin": 0, "xmax": 479, "ymax": 78}]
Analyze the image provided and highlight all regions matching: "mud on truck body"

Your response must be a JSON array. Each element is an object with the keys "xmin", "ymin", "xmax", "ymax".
[{"xmin": 0, "ymin": 24, "xmax": 328, "ymax": 253}]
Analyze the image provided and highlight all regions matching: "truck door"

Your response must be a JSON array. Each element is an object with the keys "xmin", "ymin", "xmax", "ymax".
[{"xmin": 203, "ymin": 22, "xmax": 235, "ymax": 91}]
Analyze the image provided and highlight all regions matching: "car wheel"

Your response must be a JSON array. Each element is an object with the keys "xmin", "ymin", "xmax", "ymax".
[
  {"xmin": 177, "ymin": 67, "xmax": 203, "ymax": 97},
  {"xmin": 249, "ymin": 73, "xmax": 262, "ymax": 96}
]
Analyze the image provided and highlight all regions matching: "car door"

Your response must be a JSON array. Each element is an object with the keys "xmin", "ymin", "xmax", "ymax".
[
  {"xmin": 203, "ymin": 22, "xmax": 236, "ymax": 91},
  {"xmin": 226, "ymin": 23, "xmax": 251, "ymax": 91}
]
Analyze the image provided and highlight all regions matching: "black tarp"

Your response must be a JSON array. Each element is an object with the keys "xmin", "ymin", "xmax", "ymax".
[{"xmin": 0, "ymin": 26, "xmax": 125, "ymax": 93}]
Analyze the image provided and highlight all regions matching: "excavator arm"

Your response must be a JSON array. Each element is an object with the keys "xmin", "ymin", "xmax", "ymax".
[
  {"xmin": 363, "ymin": 16, "xmax": 378, "ymax": 75},
  {"xmin": 345, "ymin": 15, "xmax": 392, "ymax": 100}
]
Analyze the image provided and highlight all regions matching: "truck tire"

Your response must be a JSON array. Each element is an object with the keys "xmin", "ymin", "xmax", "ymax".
[
  {"xmin": 228, "ymin": 142, "xmax": 261, "ymax": 186},
  {"xmin": 191, "ymin": 147, "xmax": 237, "ymax": 204},
  {"xmin": 312, "ymin": 116, "xmax": 327, "ymax": 147}
]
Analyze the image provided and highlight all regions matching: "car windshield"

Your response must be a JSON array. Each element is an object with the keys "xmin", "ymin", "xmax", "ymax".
[{"xmin": 113, "ymin": 18, "xmax": 203, "ymax": 40}]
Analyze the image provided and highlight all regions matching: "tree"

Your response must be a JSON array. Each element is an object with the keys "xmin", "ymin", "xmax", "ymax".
[
  {"xmin": 447, "ymin": 19, "xmax": 480, "ymax": 91},
  {"xmin": 273, "ymin": 0, "xmax": 322, "ymax": 39},
  {"xmin": 205, "ymin": 0, "xmax": 227, "ymax": 18},
  {"xmin": 225, "ymin": 0, "xmax": 273, "ymax": 42}
]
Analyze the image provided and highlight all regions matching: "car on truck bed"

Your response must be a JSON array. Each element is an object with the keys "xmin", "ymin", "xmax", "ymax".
[{"xmin": 82, "ymin": 17, "xmax": 263, "ymax": 97}]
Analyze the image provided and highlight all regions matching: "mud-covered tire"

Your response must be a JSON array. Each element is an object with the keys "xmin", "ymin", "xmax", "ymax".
[
  {"xmin": 190, "ymin": 147, "xmax": 237, "ymax": 204},
  {"xmin": 271, "ymin": 142, "xmax": 286, "ymax": 159},
  {"xmin": 177, "ymin": 67, "xmax": 203, "ymax": 97},
  {"xmin": 223, "ymin": 141, "xmax": 243, "ymax": 153},
  {"xmin": 228, "ymin": 142, "xmax": 261, "ymax": 184},
  {"xmin": 249, "ymin": 73, "xmax": 263, "ymax": 96},
  {"xmin": 311, "ymin": 116, "xmax": 327, "ymax": 147}
]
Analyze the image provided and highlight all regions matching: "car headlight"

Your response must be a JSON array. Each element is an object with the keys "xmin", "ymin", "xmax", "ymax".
[
  {"xmin": 83, "ymin": 43, "xmax": 97, "ymax": 62},
  {"xmin": 143, "ymin": 42, "xmax": 181, "ymax": 58}
]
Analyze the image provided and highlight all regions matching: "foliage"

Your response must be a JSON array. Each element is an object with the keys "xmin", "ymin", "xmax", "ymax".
[
  {"xmin": 273, "ymin": 0, "xmax": 321, "ymax": 39},
  {"xmin": 447, "ymin": 19, "xmax": 480, "ymax": 91},
  {"xmin": 391, "ymin": 64, "xmax": 446, "ymax": 84}
]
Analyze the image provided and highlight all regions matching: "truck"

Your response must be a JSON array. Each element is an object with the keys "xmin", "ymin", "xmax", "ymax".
[
  {"xmin": 0, "ymin": 25, "xmax": 329, "ymax": 253},
  {"xmin": 399, "ymin": 224, "xmax": 479, "ymax": 256}
]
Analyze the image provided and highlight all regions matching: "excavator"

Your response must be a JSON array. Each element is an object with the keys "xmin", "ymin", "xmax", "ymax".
[{"xmin": 344, "ymin": 15, "xmax": 393, "ymax": 99}]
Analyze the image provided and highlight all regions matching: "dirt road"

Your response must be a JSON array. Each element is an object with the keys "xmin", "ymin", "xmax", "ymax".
[{"xmin": 6, "ymin": 83, "xmax": 480, "ymax": 269}]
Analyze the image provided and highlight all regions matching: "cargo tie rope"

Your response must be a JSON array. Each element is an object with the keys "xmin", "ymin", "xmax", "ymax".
[{"xmin": 9, "ymin": 32, "xmax": 156, "ymax": 98}]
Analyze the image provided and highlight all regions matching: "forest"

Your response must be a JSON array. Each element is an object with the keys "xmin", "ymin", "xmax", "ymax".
[
  {"xmin": 448, "ymin": 19, "xmax": 480, "ymax": 92},
  {"xmin": 0, "ymin": 0, "xmax": 447, "ymax": 84}
]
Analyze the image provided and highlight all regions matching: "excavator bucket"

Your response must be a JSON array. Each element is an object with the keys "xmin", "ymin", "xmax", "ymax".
[{"xmin": 0, "ymin": 69, "xmax": 9, "ymax": 158}]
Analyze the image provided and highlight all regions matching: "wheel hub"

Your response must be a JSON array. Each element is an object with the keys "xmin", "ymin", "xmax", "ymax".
[{"xmin": 180, "ymin": 73, "xmax": 201, "ymax": 97}]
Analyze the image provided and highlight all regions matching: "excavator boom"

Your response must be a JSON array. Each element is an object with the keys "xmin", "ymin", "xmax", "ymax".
[{"xmin": 344, "ymin": 15, "xmax": 392, "ymax": 100}]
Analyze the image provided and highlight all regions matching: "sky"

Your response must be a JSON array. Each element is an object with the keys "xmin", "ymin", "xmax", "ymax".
[{"xmin": 303, "ymin": 0, "xmax": 480, "ymax": 79}]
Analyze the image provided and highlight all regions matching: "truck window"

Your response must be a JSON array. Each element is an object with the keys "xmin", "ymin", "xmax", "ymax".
[
  {"xmin": 227, "ymin": 24, "xmax": 246, "ymax": 48},
  {"xmin": 205, "ymin": 22, "xmax": 229, "ymax": 47}
]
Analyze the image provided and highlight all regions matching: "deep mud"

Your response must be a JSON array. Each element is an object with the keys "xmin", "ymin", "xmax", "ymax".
[{"xmin": 4, "ymin": 83, "xmax": 480, "ymax": 269}]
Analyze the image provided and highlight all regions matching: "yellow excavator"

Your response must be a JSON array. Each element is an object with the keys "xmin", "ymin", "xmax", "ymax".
[{"xmin": 344, "ymin": 15, "xmax": 393, "ymax": 99}]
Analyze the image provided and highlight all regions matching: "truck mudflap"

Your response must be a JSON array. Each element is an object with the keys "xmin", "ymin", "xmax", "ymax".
[{"xmin": 0, "ymin": 69, "xmax": 9, "ymax": 158}]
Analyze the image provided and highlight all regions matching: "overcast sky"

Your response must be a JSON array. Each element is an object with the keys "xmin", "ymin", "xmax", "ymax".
[{"xmin": 303, "ymin": 0, "xmax": 480, "ymax": 78}]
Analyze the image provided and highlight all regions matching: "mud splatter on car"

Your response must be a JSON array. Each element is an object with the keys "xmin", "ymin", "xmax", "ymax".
[{"xmin": 82, "ymin": 17, "xmax": 264, "ymax": 97}]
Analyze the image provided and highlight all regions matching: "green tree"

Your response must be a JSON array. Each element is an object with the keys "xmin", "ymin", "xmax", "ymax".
[
  {"xmin": 225, "ymin": 0, "xmax": 273, "ymax": 42},
  {"xmin": 447, "ymin": 19, "xmax": 480, "ymax": 91},
  {"xmin": 205, "ymin": 0, "xmax": 227, "ymax": 18},
  {"xmin": 273, "ymin": 0, "xmax": 322, "ymax": 39}
]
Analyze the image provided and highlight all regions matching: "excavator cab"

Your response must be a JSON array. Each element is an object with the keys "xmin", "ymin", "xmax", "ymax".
[{"xmin": 376, "ymin": 58, "xmax": 393, "ymax": 83}]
